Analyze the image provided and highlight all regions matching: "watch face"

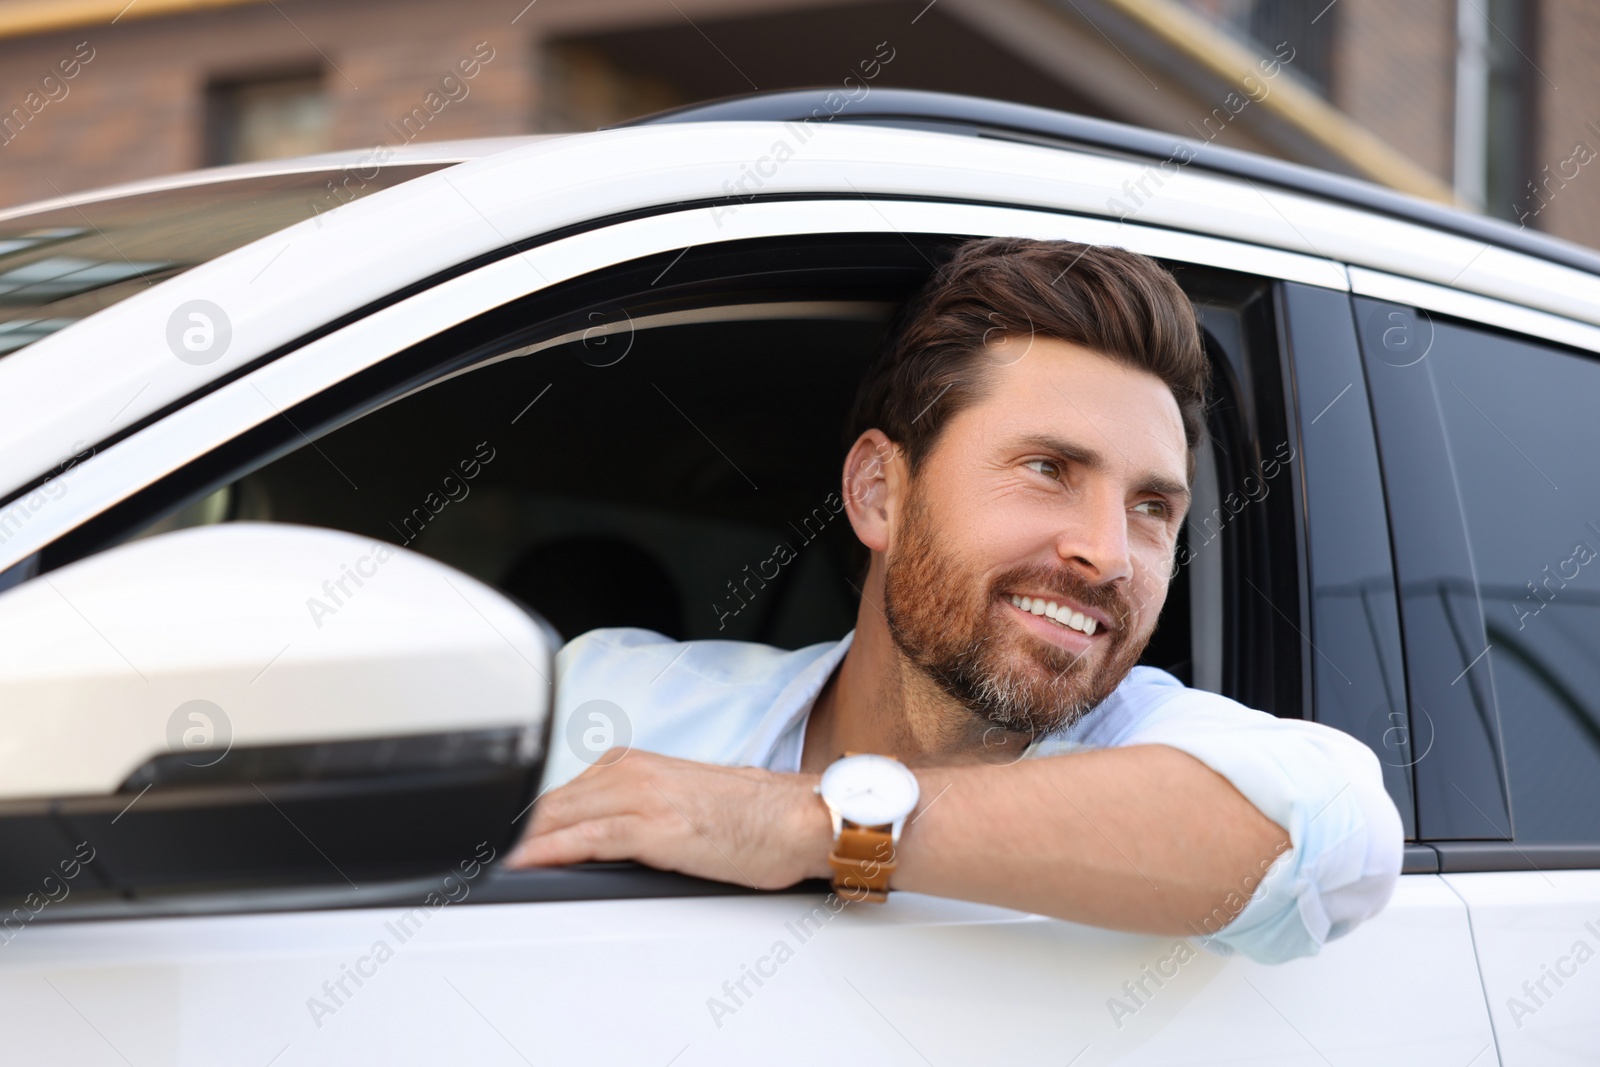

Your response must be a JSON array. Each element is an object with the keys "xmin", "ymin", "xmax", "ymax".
[{"xmin": 820, "ymin": 754, "xmax": 920, "ymax": 827}]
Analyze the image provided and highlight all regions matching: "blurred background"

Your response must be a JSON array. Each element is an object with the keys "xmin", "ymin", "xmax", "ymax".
[{"xmin": 0, "ymin": 0, "xmax": 1593, "ymax": 244}]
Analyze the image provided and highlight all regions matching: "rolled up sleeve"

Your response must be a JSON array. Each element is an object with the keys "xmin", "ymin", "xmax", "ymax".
[{"xmin": 1126, "ymin": 690, "xmax": 1404, "ymax": 963}]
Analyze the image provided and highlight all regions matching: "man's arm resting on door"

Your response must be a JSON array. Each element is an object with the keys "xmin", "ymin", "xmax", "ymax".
[{"xmin": 508, "ymin": 717, "xmax": 1401, "ymax": 963}]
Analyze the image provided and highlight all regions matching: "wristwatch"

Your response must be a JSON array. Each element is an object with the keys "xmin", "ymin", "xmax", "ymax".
[{"xmin": 815, "ymin": 752, "xmax": 920, "ymax": 902}]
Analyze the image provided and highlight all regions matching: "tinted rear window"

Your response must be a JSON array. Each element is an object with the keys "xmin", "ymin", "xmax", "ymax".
[{"xmin": 1432, "ymin": 321, "xmax": 1600, "ymax": 843}]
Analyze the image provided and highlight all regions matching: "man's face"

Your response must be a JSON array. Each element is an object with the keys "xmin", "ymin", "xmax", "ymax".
[{"xmin": 881, "ymin": 336, "xmax": 1191, "ymax": 737}]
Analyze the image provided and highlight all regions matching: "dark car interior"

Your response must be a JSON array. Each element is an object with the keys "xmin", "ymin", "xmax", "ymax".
[{"xmin": 131, "ymin": 255, "xmax": 1209, "ymax": 679}]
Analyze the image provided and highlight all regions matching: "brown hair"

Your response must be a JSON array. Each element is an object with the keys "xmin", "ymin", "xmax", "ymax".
[{"xmin": 847, "ymin": 236, "xmax": 1209, "ymax": 479}]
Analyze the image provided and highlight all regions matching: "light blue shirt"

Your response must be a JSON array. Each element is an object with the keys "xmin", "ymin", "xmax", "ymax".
[{"xmin": 540, "ymin": 627, "xmax": 1404, "ymax": 964}]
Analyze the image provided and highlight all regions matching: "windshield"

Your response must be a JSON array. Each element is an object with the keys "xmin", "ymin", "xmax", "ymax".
[{"xmin": 0, "ymin": 164, "xmax": 452, "ymax": 357}]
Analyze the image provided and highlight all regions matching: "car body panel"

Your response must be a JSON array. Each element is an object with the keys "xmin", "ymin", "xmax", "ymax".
[
  {"xmin": 1445, "ymin": 870, "xmax": 1600, "ymax": 1064},
  {"xmin": 0, "ymin": 877, "xmax": 1491, "ymax": 1065}
]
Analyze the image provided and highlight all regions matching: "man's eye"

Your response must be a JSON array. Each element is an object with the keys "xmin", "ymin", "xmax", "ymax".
[
  {"xmin": 1024, "ymin": 459, "xmax": 1060, "ymax": 480},
  {"xmin": 1133, "ymin": 499, "xmax": 1169, "ymax": 518}
]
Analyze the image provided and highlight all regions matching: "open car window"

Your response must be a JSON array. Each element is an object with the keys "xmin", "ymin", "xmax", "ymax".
[
  {"xmin": 26, "ymin": 230, "xmax": 1308, "ymax": 910},
  {"xmin": 124, "ymin": 237, "xmax": 1268, "ymax": 686}
]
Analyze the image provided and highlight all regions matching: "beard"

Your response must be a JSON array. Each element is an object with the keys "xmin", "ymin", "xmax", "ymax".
[{"xmin": 881, "ymin": 483, "xmax": 1156, "ymax": 739}]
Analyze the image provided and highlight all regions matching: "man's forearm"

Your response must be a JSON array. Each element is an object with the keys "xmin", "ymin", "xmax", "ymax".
[
  {"xmin": 511, "ymin": 745, "xmax": 1291, "ymax": 937},
  {"xmin": 875, "ymin": 745, "xmax": 1291, "ymax": 935}
]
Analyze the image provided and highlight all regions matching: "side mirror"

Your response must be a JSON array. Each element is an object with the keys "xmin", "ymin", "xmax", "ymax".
[{"xmin": 0, "ymin": 523, "xmax": 553, "ymax": 900}]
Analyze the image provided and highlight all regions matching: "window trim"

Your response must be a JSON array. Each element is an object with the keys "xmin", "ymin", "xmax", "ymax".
[
  {"xmin": 1350, "ymin": 265, "xmax": 1600, "ymax": 357},
  {"xmin": 1279, "ymin": 282, "xmax": 1415, "ymax": 836}
]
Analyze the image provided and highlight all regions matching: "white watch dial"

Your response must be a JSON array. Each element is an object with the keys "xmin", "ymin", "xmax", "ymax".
[{"xmin": 819, "ymin": 754, "xmax": 920, "ymax": 827}]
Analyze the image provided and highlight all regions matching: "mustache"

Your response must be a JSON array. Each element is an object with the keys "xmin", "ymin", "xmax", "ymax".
[{"xmin": 992, "ymin": 564, "xmax": 1135, "ymax": 633}]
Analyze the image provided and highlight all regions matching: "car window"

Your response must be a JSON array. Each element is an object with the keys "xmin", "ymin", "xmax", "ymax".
[
  {"xmin": 1421, "ymin": 319, "xmax": 1600, "ymax": 844},
  {"xmin": 0, "ymin": 165, "xmax": 449, "ymax": 358},
  {"xmin": 26, "ymin": 231, "xmax": 1320, "ymax": 903},
  {"xmin": 105, "ymin": 238, "xmax": 1290, "ymax": 685}
]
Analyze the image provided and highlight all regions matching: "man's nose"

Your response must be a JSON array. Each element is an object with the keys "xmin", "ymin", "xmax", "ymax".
[{"xmin": 1055, "ymin": 487, "xmax": 1133, "ymax": 584}]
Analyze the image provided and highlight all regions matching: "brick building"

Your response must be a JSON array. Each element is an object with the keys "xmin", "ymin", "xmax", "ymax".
[{"xmin": 0, "ymin": 0, "xmax": 1596, "ymax": 247}]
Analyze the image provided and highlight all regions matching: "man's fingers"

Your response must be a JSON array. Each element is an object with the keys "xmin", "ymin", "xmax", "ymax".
[
  {"xmin": 506, "ymin": 817, "xmax": 640, "ymax": 868},
  {"xmin": 529, "ymin": 769, "xmax": 649, "ymax": 836}
]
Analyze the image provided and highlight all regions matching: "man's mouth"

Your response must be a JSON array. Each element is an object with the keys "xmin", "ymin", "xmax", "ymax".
[{"xmin": 1005, "ymin": 594, "xmax": 1108, "ymax": 637}]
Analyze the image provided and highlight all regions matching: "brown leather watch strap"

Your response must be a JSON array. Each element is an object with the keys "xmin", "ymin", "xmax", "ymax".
[{"xmin": 829, "ymin": 824, "xmax": 898, "ymax": 903}]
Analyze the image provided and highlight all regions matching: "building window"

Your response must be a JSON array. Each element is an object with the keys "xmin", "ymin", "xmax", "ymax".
[
  {"xmin": 205, "ymin": 69, "xmax": 331, "ymax": 166},
  {"xmin": 539, "ymin": 41, "xmax": 687, "ymax": 132},
  {"xmin": 1484, "ymin": 0, "xmax": 1534, "ymax": 223},
  {"xmin": 1178, "ymin": 0, "xmax": 1336, "ymax": 93}
]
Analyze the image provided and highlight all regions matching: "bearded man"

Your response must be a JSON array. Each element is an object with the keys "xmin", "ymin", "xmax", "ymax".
[{"xmin": 507, "ymin": 236, "xmax": 1402, "ymax": 964}]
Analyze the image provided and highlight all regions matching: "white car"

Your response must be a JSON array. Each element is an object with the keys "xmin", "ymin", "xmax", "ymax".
[{"xmin": 0, "ymin": 90, "xmax": 1596, "ymax": 1064}]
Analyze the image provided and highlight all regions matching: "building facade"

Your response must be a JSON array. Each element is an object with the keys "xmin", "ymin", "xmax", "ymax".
[{"xmin": 0, "ymin": 0, "xmax": 1596, "ymax": 247}]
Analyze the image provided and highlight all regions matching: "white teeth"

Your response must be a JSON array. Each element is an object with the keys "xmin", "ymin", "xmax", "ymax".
[{"xmin": 1010, "ymin": 592, "xmax": 1102, "ymax": 635}]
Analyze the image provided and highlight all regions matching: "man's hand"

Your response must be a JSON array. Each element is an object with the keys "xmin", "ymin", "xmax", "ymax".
[{"xmin": 505, "ymin": 751, "xmax": 833, "ymax": 890}]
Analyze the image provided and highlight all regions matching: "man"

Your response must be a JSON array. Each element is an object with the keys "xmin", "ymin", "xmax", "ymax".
[{"xmin": 507, "ymin": 236, "xmax": 1402, "ymax": 964}]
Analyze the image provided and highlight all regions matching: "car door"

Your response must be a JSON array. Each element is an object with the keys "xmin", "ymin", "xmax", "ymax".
[
  {"xmin": 0, "ymin": 179, "xmax": 1492, "ymax": 1061},
  {"xmin": 1354, "ymin": 271, "xmax": 1600, "ymax": 1065}
]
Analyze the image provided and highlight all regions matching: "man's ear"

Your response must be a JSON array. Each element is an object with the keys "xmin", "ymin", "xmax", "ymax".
[{"xmin": 841, "ymin": 430, "xmax": 904, "ymax": 554}]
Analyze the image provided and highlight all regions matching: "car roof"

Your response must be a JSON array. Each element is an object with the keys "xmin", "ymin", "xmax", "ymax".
[
  {"xmin": 4, "ymin": 112, "xmax": 1600, "ymax": 511},
  {"xmin": 625, "ymin": 88, "xmax": 1600, "ymax": 280}
]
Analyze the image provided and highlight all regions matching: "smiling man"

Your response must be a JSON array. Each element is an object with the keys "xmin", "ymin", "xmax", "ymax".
[{"xmin": 508, "ymin": 236, "xmax": 1403, "ymax": 963}]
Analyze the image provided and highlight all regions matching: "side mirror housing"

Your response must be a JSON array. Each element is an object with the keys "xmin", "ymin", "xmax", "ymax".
[{"xmin": 0, "ymin": 523, "xmax": 553, "ymax": 898}]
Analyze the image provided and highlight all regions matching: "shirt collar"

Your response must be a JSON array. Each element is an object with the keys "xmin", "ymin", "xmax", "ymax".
[{"xmin": 733, "ymin": 628, "xmax": 855, "ymax": 767}]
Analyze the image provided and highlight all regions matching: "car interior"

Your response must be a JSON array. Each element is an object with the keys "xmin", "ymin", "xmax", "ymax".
[{"xmin": 131, "ymin": 246, "xmax": 1223, "ymax": 685}]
